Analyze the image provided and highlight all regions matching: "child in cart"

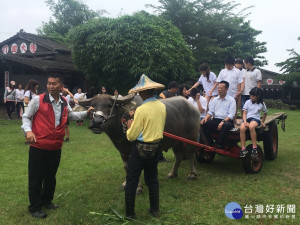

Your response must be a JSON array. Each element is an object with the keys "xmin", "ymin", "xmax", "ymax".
[{"xmin": 239, "ymin": 87, "xmax": 267, "ymax": 158}]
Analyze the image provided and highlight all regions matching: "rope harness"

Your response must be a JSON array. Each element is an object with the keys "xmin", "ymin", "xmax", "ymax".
[
  {"xmin": 91, "ymin": 95, "xmax": 136, "ymax": 133},
  {"xmin": 91, "ymin": 95, "xmax": 118, "ymax": 122}
]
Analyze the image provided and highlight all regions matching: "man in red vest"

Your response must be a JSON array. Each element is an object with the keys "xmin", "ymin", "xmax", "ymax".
[{"xmin": 22, "ymin": 73, "xmax": 94, "ymax": 219}]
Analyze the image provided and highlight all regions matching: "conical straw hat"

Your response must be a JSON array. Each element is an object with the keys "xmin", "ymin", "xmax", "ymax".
[{"xmin": 128, "ymin": 74, "xmax": 165, "ymax": 94}]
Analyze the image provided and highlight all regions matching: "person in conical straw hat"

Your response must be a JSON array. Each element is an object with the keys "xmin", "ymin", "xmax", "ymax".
[
  {"xmin": 125, "ymin": 74, "xmax": 167, "ymax": 219},
  {"xmin": 128, "ymin": 74, "xmax": 165, "ymax": 94}
]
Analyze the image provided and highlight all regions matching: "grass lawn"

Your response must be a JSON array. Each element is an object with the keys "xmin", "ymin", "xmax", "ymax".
[{"xmin": 0, "ymin": 108, "xmax": 299, "ymax": 225}]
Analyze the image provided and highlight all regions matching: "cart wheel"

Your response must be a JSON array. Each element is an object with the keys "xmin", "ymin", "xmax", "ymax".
[
  {"xmin": 242, "ymin": 145, "xmax": 263, "ymax": 174},
  {"xmin": 196, "ymin": 150, "xmax": 215, "ymax": 163},
  {"xmin": 263, "ymin": 121, "xmax": 278, "ymax": 160}
]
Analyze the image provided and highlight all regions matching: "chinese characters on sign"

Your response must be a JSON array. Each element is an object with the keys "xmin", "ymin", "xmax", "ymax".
[
  {"xmin": 20, "ymin": 43, "xmax": 27, "ymax": 53},
  {"xmin": 267, "ymin": 78, "xmax": 274, "ymax": 85},
  {"xmin": 244, "ymin": 204, "xmax": 296, "ymax": 219},
  {"xmin": 30, "ymin": 43, "xmax": 37, "ymax": 53},
  {"xmin": 11, "ymin": 43, "xmax": 18, "ymax": 54},
  {"xmin": 279, "ymin": 80, "xmax": 286, "ymax": 85},
  {"xmin": 2, "ymin": 45, "xmax": 9, "ymax": 54},
  {"xmin": 1, "ymin": 43, "xmax": 37, "ymax": 54}
]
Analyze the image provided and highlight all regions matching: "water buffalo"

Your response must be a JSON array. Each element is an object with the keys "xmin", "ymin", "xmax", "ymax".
[{"xmin": 78, "ymin": 94, "xmax": 200, "ymax": 191}]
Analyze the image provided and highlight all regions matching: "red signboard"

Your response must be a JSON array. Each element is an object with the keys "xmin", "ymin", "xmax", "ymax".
[
  {"xmin": 267, "ymin": 78, "xmax": 273, "ymax": 85},
  {"xmin": 20, "ymin": 42, "xmax": 27, "ymax": 53},
  {"xmin": 279, "ymin": 80, "xmax": 286, "ymax": 85},
  {"xmin": 2, "ymin": 45, "xmax": 9, "ymax": 54},
  {"xmin": 30, "ymin": 43, "xmax": 37, "ymax": 53},
  {"xmin": 11, "ymin": 43, "xmax": 18, "ymax": 54}
]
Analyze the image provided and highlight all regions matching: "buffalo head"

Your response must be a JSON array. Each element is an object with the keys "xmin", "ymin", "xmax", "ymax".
[{"xmin": 78, "ymin": 94, "xmax": 136, "ymax": 134}]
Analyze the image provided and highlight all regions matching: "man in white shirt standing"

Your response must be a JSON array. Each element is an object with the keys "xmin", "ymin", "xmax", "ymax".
[
  {"xmin": 234, "ymin": 58, "xmax": 246, "ymax": 111},
  {"xmin": 209, "ymin": 56, "xmax": 243, "ymax": 100},
  {"xmin": 73, "ymin": 88, "xmax": 86, "ymax": 126},
  {"xmin": 241, "ymin": 56, "xmax": 262, "ymax": 108},
  {"xmin": 22, "ymin": 73, "xmax": 94, "ymax": 219}
]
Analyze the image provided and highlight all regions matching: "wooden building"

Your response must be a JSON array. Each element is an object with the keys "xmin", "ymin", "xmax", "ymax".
[
  {"xmin": 0, "ymin": 30, "xmax": 86, "ymax": 101},
  {"xmin": 260, "ymin": 68, "xmax": 283, "ymax": 99}
]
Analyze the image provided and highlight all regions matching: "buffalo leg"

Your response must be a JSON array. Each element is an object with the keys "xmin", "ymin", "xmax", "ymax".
[
  {"xmin": 167, "ymin": 145, "xmax": 183, "ymax": 178},
  {"xmin": 187, "ymin": 147, "xmax": 197, "ymax": 180}
]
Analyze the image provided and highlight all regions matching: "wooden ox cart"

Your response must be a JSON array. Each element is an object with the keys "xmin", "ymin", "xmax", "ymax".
[{"xmin": 163, "ymin": 112, "xmax": 287, "ymax": 174}]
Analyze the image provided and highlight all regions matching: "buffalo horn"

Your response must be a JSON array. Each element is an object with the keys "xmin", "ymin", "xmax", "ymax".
[{"xmin": 111, "ymin": 94, "xmax": 135, "ymax": 105}]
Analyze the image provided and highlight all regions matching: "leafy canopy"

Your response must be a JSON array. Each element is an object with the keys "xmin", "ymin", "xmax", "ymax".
[
  {"xmin": 148, "ymin": 0, "xmax": 267, "ymax": 72},
  {"xmin": 37, "ymin": 0, "xmax": 103, "ymax": 43},
  {"xmin": 275, "ymin": 37, "xmax": 300, "ymax": 74},
  {"xmin": 68, "ymin": 11, "xmax": 195, "ymax": 93}
]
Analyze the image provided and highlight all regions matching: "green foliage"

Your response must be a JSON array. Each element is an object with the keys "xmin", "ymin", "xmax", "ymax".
[
  {"xmin": 278, "ymin": 72, "xmax": 300, "ymax": 86},
  {"xmin": 149, "ymin": 0, "xmax": 267, "ymax": 72},
  {"xmin": 275, "ymin": 48, "xmax": 300, "ymax": 74},
  {"xmin": 37, "ymin": 0, "xmax": 103, "ymax": 43},
  {"xmin": 68, "ymin": 11, "xmax": 195, "ymax": 93}
]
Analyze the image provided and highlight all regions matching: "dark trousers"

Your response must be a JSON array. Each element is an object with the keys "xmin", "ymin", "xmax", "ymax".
[
  {"xmin": 202, "ymin": 118, "xmax": 234, "ymax": 146},
  {"xmin": 16, "ymin": 102, "xmax": 24, "ymax": 118},
  {"xmin": 125, "ymin": 142, "xmax": 159, "ymax": 215},
  {"xmin": 6, "ymin": 101, "xmax": 15, "ymax": 117},
  {"xmin": 241, "ymin": 95, "xmax": 250, "ymax": 109},
  {"xmin": 28, "ymin": 146, "xmax": 61, "ymax": 212}
]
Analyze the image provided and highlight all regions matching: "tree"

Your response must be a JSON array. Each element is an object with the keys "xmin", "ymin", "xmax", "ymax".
[
  {"xmin": 37, "ymin": 0, "xmax": 104, "ymax": 43},
  {"xmin": 148, "ymin": 0, "xmax": 267, "ymax": 72},
  {"xmin": 68, "ymin": 11, "xmax": 195, "ymax": 93},
  {"xmin": 275, "ymin": 38, "xmax": 300, "ymax": 74}
]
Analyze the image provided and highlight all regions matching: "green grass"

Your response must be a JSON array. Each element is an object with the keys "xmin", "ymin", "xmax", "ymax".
[{"xmin": 0, "ymin": 109, "xmax": 299, "ymax": 225}]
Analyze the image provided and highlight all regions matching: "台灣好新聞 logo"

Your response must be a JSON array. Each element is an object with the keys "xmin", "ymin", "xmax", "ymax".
[{"xmin": 225, "ymin": 202, "xmax": 243, "ymax": 219}]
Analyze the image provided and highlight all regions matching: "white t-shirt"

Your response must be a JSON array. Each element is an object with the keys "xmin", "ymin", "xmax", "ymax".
[
  {"xmin": 60, "ymin": 93, "xmax": 72, "ymax": 103},
  {"xmin": 24, "ymin": 90, "xmax": 37, "ymax": 100},
  {"xmin": 242, "ymin": 68, "xmax": 262, "ymax": 95},
  {"xmin": 216, "ymin": 67, "xmax": 243, "ymax": 98},
  {"xmin": 74, "ymin": 93, "xmax": 86, "ymax": 106},
  {"xmin": 187, "ymin": 96, "xmax": 207, "ymax": 118},
  {"xmin": 198, "ymin": 72, "xmax": 218, "ymax": 96},
  {"xmin": 16, "ymin": 89, "xmax": 25, "ymax": 102},
  {"xmin": 243, "ymin": 100, "xmax": 268, "ymax": 121}
]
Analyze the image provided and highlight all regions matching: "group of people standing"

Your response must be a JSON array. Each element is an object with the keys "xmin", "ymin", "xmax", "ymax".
[
  {"xmin": 159, "ymin": 55, "xmax": 267, "ymax": 159},
  {"xmin": 3, "ymin": 79, "xmax": 39, "ymax": 120}
]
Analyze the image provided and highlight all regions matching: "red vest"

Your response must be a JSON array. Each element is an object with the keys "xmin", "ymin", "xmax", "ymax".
[{"xmin": 31, "ymin": 93, "xmax": 68, "ymax": 150}]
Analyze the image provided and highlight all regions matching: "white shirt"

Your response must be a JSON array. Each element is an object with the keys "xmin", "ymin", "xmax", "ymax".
[
  {"xmin": 22, "ymin": 94, "xmax": 87, "ymax": 132},
  {"xmin": 208, "ymin": 94, "xmax": 236, "ymax": 120},
  {"xmin": 188, "ymin": 96, "xmax": 207, "ymax": 118},
  {"xmin": 197, "ymin": 72, "xmax": 218, "ymax": 96},
  {"xmin": 16, "ymin": 89, "xmax": 25, "ymax": 102},
  {"xmin": 243, "ymin": 100, "xmax": 267, "ymax": 121},
  {"xmin": 24, "ymin": 90, "xmax": 37, "ymax": 100},
  {"xmin": 216, "ymin": 67, "xmax": 243, "ymax": 98},
  {"xmin": 242, "ymin": 68, "xmax": 262, "ymax": 95},
  {"xmin": 74, "ymin": 93, "xmax": 86, "ymax": 106},
  {"xmin": 65, "ymin": 94, "xmax": 71, "ymax": 103}
]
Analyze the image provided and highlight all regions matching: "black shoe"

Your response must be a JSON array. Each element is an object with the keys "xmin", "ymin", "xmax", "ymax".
[
  {"xmin": 126, "ymin": 214, "xmax": 137, "ymax": 220},
  {"xmin": 148, "ymin": 209, "xmax": 160, "ymax": 218},
  {"xmin": 45, "ymin": 203, "xmax": 59, "ymax": 210},
  {"xmin": 64, "ymin": 138, "xmax": 69, "ymax": 142},
  {"xmin": 31, "ymin": 210, "xmax": 47, "ymax": 218}
]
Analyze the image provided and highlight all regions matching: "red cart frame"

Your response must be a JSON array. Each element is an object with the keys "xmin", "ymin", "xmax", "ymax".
[{"xmin": 163, "ymin": 112, "xmax": 287, "ymax": 173}]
